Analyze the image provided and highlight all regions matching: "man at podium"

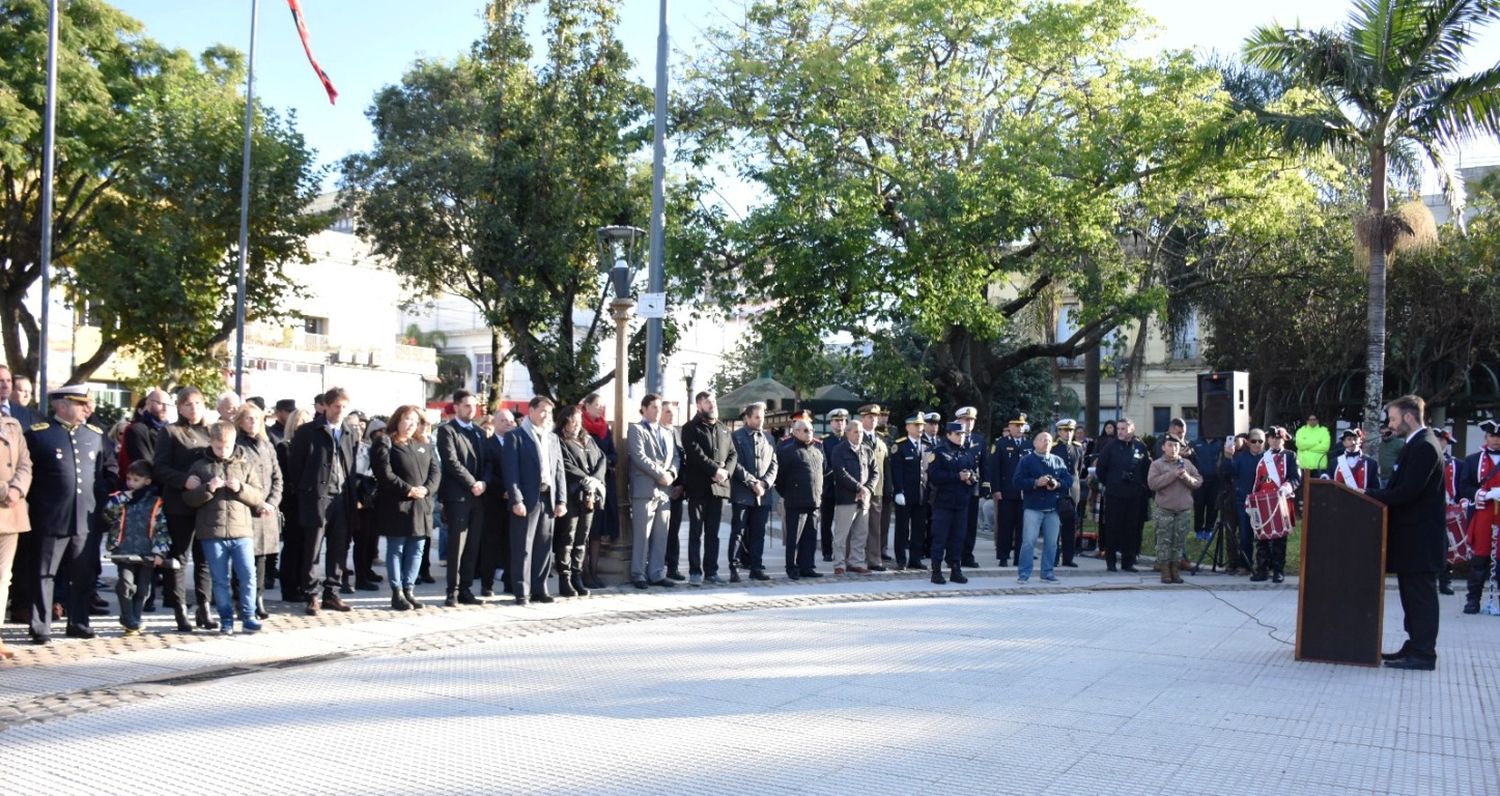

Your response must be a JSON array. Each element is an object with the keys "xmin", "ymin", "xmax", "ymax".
[{"xmin": 1367, "ymin": 395, "xmax": 1447, "ymax": 672}]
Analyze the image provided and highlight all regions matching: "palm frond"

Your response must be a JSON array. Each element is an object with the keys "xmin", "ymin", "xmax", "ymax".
[
  {"xmin": 1406, "ymin": 64, "xmax": 1500, "ymax": 146},
  {"xmin": 1235, "ymin": 108, "xmax": 1364, "ymax": 155},
  {"xmin": 1244, "ymin": 23, "xmax": 1380, "ymax": 117},
  {"xmin": 1387, "ymin": 138, "xmax": 1426, "ymax": 192},
  {"xmin": 1418, "ymin": 137, "xmax": 1469, "ymax": 232},
  {"xmin": 1393, "ymin": 0, "xmax": 1500, "ymax": 92}
]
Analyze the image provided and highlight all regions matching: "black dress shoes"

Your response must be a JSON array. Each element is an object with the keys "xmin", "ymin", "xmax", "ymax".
[
  {"xmin": 532, "ymin": 593, "xmax": 556, "ymax": 604},
  {"xmin": 667, "ymin": 571, "xmax": 686, "ymax": 581},
  {"xmin": 633, "ymin": 579, "xmax": 650, "ymax": 590},
  {"xmin": 1384, "ymin": 655, "xmax": 1436, "ymax": 671},
  {"xmin": 962, "ymin": 557, "xmax": 980, "ymax": 569},
  {"xmin": 651, "ymin": 579, "xmax": 676, "ymax": 588},
  {"xmin": 1381, "ymin": 644, "xmax": 1411, "ymax": 662},
  {"xmin": 65, "ymin": 625, "xmax": 96, "ymax": 640},
  {"xmin": 749, "ymin": 571, "xmax": 771, "ymax": 581},
  {"xmin": 457, "ymin": 591, "xmax": 481, "ymax": 606},
  {"xmin": 799, "ymin": 569, "xmax": 823, "ymax": 578}
]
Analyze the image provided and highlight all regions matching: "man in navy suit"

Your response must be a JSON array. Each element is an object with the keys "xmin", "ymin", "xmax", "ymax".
[
  {"xmin": 502, "ymin": 396, "xmax": 567, "ymax": 605},
  {"xmin": 1369, "ymin": 395, "xmax": 1447, "ymax": 671},
  {"xmin": 0, "ymin": 365, "xmax": 33, "ymax": 427}
]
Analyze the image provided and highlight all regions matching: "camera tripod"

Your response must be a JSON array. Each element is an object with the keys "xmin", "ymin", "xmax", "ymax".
[{"xmin": 1192, "ymin": 513, "xmax": 1243, "ymax": 574}]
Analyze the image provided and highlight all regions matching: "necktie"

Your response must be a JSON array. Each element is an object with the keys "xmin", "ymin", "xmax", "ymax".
[{"xmin": 0, "ymin": 404, "xmax": 8, "ymax": 417}]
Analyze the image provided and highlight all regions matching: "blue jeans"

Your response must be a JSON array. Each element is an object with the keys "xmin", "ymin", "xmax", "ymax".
[
  {"xmin": 386, "ymin": 536, "xmax": 426, "ymax": 590},
  {"xmin": 206, "ymin": 537, "xmax": 256, "ymax": 627},
  {"xmin": 1019, "ymin": 508, "xmax": 1060, "ymax": 579}
]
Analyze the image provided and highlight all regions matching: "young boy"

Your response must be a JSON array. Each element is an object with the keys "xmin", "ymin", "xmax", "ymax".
[
  {"xmin": 103, "ymin": 460, "xmax": 171, "ymax": 636},
  {"xmin": 184, "ymin": 421, "xmax": 264, "ymax": 634}
]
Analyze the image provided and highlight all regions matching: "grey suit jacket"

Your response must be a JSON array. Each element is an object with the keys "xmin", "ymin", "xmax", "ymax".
[{"xmin": 626, "ymin": 420, "xmax": 678, "ymax": 502}]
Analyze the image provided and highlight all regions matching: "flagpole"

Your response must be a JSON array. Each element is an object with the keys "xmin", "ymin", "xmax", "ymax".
[
  {"xmin": 234, "ymin": 0, "xmax": 260, "ymax": 396},
  {"xmin": 644, "ymin": 0, "xmax": 668, "ymax": 396},
  {"xmin": 37, "ymin": 0, "xmax": 59, "ymax": 402}
]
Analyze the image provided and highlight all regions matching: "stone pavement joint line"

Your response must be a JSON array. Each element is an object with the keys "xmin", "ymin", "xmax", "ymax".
[{"xmin": 0, "ymin": 581, "xmax": 1298, "ymax": 731}]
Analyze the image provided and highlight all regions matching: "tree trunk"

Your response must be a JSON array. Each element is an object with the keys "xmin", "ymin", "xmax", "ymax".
[
  {"xmin": 489, "ymin": 329, "xmax": 502, "ymax": 407},
  {"xmin": 1363, "ymin": 145, "xmax": 1389, "ymax": 452},
  {"xmin": 0, "ymin": 287, "xmax": 41, "ymax": 381},
  {"xmin": 68, "ymin": 336, "xmax": 119, "ymax": 385},
  {"xmin": 1084, "ymin": 345, "xmax": 1101, "ymax": 439}
]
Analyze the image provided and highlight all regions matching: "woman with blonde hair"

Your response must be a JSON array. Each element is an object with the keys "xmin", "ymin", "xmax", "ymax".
[
  {"xmin": 0, "ymin": 409, "xmax": 32, "ymax": 659},
  {"xmin": 372, "ymin": 404, "xmax": 440, "ymax": 609},
  {"xmin": 234, "ymin": 403, "xmax": 283, "ymax": 619}
]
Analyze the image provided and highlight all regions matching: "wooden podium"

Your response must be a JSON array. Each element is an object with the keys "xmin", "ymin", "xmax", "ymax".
[{"xmin": 1296, "ymin": 479, "xmax": 1388, "ymax": 666}]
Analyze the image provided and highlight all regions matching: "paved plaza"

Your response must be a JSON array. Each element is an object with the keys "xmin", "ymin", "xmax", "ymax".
[{"xmin": 1, "ymin": 555, "xmax": 1497, "ymax": 796}]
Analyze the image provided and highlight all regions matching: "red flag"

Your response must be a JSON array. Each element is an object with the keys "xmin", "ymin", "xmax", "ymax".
[{"xmin": 287, "ymin": 0, "xmax": 338, "ymax": 104}]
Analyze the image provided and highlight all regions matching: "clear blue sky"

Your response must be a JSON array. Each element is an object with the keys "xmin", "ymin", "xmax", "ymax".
[{"xmin": 111, "ymin": 0, "xmax": 1500, "ymax": 196}]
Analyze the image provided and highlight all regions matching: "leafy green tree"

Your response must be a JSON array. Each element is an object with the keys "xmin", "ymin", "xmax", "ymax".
[
  {"xmin": 680, "ymin": 0, "xmax": 1305, "ymax": 421},
  {"xmin": 343, "ymin": 0, "xmax": 692, "ymax": 404},
  {"xmin": 1244, "ymin": 0, "xmax": 1500, "ymax": 438},
  {"xmin": 66, "ymin": 48, "xmax": 325, "ymax": 389}
]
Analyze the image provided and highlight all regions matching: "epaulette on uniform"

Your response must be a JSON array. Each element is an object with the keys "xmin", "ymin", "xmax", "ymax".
[
  {"xmin": 30, "ymin": 422, "xmax": 49, "ymax": 432},
  {"xmin": 85, "ymin": 423, "xmax": 103, "ymax": 434}
]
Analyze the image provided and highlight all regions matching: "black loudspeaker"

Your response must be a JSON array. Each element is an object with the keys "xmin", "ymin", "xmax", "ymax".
[{"xmin": 1198, "ymin": 371, "xmax": 1250, "ymax": 440}]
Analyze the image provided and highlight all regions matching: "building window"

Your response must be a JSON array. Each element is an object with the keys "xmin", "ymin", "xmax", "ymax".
[
  {"xmin": 1152, "ymin": 406, "xmax": 1171, "ymax": 436},
  {"xmin": 475, "ymin": 353, "xmax": 493, "ymax": 391},
  {"xmin": 303, "ymin": 316, "xmax": 328, "ymax": 336},
  {"xmin": 1056, "ymin": 304, "xmax": 1082, "ymax": 368},
  {"xmin": 1170, "ymin": 309, "xmax": 1200, "ymax": 361},
  {"xmin": 1181, "ymin": 407, "xmax": 1200, "ymax": 441}
]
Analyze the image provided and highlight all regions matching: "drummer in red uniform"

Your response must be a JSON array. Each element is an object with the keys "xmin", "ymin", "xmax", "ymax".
[
  {"xmin": 1459, "ymin": 420, "xmax": 1500, "ymax": 614},
  {"xmin": 1324, "ymin": 428, "xmax": 1379, "ymax": 492},
  {"xmin": 1250, "ymin": 427, "xmax": 1300, "ymax": 583}
]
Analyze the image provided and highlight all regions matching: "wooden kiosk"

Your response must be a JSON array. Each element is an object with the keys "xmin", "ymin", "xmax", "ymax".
[{"xmin": 1296, "ymin": 479, "xmax": 1389, "ymax": 666}]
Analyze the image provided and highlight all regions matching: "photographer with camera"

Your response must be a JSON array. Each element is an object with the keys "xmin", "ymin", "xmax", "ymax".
[
  {"xmin": 1095, "ymin": 418, "xmax": 1152, "ymax": 573},
  {"xmin": 1013, "ymin": 431, "xmax": 1074, "ymax": 583}
]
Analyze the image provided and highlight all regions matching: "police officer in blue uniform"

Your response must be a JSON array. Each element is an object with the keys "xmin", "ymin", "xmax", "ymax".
[
  {"xmin": 928, "ymin": 422, "xmax": 979, "ymax": 585},
  {"xmin": 891, "ymin": 411, "xmax": 930, "ymax": 570},
  {"xmin": 952, "ymin": 407, "xmax": 987, "ymax": 569},
  {"xmin": 26, "ymin": 384, "xmax": 111, "ymax": 643},
  {"xmin": 990, "ymin": 414, "xmax": 1028, "ymax": 566}
]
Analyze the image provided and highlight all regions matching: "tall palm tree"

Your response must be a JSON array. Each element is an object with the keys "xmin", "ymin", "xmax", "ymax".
[{"xmin": 1243, "ymin": 0, "xmax": 1500, "ymax": 439}]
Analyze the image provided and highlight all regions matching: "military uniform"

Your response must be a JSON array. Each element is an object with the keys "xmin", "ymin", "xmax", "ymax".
[
  {"xmin": 1052, "ymin": 419, "xmax": 1086, "ymax": 567},
  {"xmin": 928, "ymin": 423, "xmax": 979, "ymax": 584},
  {"xmin": 891, "ymin": 413, "xmax": 931, "ymax": 569},
  {"xmin": 953, "ymin": 407, "xmax": 987, "ymax": 568},
  {"xmin": 990, "ymin": 419, "xmax": 1028, "ymax": 565},
  {"xmin": 819, "ymin": 409, "xmax": 850, "ymax": 562},
  {"xmin": 25, "ymin": 400, "xmax": 111, "ymax": 642}
]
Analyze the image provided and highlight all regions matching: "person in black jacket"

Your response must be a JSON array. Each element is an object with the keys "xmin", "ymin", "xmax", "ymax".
[
  {"xmin": 372, "ymin": 405, "xmax": 440, "ymax": 611},
  {"xmin": 729, "ymin": 402, "xmax": 779, "ymax": 582},
  {"xmin": 1094, "ymin": 418, "xmax": 1151, "ymax": 572},
  {"xmin": 479, "ymin": 408, "xmax": 516, "ymax": 594},
  {"xmin": 681, "ymin": 391, "xmax": 737, "ymax": 585},
  {"xmin": 435, "ymin": 390, "xmax": 492, "ymax": 606},
  {"xmin": 276, "ymin": 408, "xmax": 312, "ymax": 601},
  {"xmin": 556, "ymin": 405, "xmax": 605, "ymax": 597},
  {"xmin": 1369, "ymin": 395, "xmax": 1447, "ymax": 671},
  {"xmin": 989, "ymin": 417, "xmax": 1027, "ymax": 566},
  {"xmin": 285, "ymin": 387, "xmax": 358, "ymax": 615},
  {"xmin": 891, "ymin": 412, "xmax": 930, "ymax": 570},
  {"xmin": 775, "ymin": 419, "xmax": 824, "ymax": 579}
]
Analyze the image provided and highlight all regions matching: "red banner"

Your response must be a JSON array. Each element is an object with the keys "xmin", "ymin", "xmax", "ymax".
[{"xmin": 287, "ymin": 0, "xmax": 338, "ymax": 104}]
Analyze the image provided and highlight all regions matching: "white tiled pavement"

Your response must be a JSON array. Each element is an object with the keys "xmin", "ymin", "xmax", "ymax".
[{"xmin": 1, "ymin": 579, "xmax": 1497, "ymax": 796}]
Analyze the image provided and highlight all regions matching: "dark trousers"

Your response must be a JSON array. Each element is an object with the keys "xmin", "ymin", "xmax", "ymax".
[
  {"xmin": 1103, "ymin": 493, "xmax": 1147, "ymax": 564},
  {"xmin": 353, "ymin": 507, "xmax": 379, "ymax": 582},
  {"xmin": 961, "ymin": 495, "xmax": 980, "ymax": 562},
  {"xmin": 820, "ymin": 493, "xmax": 836, "ymax": 559},
  {"xmin": 1254, "ymin": 537, "xmax": 1287, "ymax": 574},
  {"xmin": 1235, "ymin": 504, "xmax": 1256, "ymax": 570},
  {"xmin": 115, "ymin": 561, "xmax": 152, "ymax": 630},
  {"xmin": 688, "ymin": 496, "xmax": 725, "ymax": 576},
  {"xmin": 165, "ymin": 512, "xmax": 212, "ymax": 609},
  {"xmin": 894, "ymin": 502, "xmax": 929, "ymax": 565},
  {"xmin": 729, "ymin": 502, "xmax": 770, "ymax": 574},
  {"xmin": 1057, "ymin": 499, "xmax": 1078, "ymax": 565},
  {"xmin": 279, "ymin": 507, "xmax": 305, "ymax": 601},
  {"xmin": 785, "ymin": 507, "xmax": 819, "ymax": 575},
  {"xmin": 443, "ymin": 497, "xmax": 485, "ymax": 596},
  {"xmin": 994, "ymin": 498, "xmax": 1023, "ymax": 563},
  {"xmin": 30, "ymin": 534, "xmax": 92, "ymax": 637},
  {"xmin": 1396, "ymin": 572, "xmax": 1440, "ymax": 659},
  {"xmin": 479, "ymin": 500, "xmax": 510, "ymax": 591},
  {"xmin": 553, "ymin": 501, "xmax": 593, "ymax": 580},
  {"xmin": 930, "ymin": 502, "xmax": 969, "ymax": 568},
  {"xmin": 508, "ymin": 496, "xmax": 555, "ymax": 598},
  {"xmin": 302, "ymin": 497, "xmax": 350, "ymax": 597},
  {"xmin": 1194, "ymin": 481, "xmax": 1219, "ymax": 532},
  {"xmin": 665, "ymin": 497, "xmax": 684, "ymax": 574}
]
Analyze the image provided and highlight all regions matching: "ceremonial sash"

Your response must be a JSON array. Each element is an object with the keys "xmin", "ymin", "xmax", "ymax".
[
  {"xmin": 1259, "ymin": 451, "xmax": 1285, "ymax": 489},
  {"xmin": 1336, "ymin": 455, "xmax": 1361, "ymax": 491}
]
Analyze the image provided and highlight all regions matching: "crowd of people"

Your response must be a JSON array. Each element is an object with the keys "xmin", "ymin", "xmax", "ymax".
[{"xmin": 0, "ymin": 365, "xmax": 1485, "ymax": 671}]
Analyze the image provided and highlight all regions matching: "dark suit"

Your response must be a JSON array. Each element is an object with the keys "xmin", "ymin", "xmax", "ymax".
[
  {"xmin": 25, "ymin": 417, "xmax": 111, "ymax": 639},
  {"xmin": 479, "ymin": 433, "xmax": 510, "ymax": 591},
  {"xmin": 990, "ymin": 435, "xmax": 1026, "ymax": 564},
  {"xmin": 891, "ymin": 436, "xmax": 930, "ymax": 567},
  {"xmin": 681, "ymin": 415, "xmax": 737, "ymax": 577},
  {"xmin": 729, "ymin": 425, "xmax": 778, "ymax": 576},
  {"xmin": 1, "ymin": 399, "xmax": 34, "ymax": 427},
  {"xmin": 502, "ymin": 421, "xmax": 566, "ymax": 599},
  {"xmin": 1369, "ymin": 428, "xmax": 1446, "ymax": 661},
  {"xmin": 436, "ymin": 419, "xmax": 492, "ymax": 597},
  {"xmin": 286, "ymin": 419, "xmax": 358, "ymax": 597}
]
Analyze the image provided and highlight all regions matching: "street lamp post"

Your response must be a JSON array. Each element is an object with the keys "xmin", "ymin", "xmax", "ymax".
[
  {"xmin": 682, "ymin": 361, "xmax": 697, "ymax": 412},
  {"xmin": 596, "ymin": 225, "xmax": 646, "ymax": 584}
]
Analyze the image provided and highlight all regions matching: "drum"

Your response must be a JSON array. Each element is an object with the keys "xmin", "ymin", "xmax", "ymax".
[
  {"xmin": 1446, "ymin": 504, "xmax": 1472, "ymax": 565},
  {"xmin": 1246, "ymin": 490, "xmax": 1292, "ymax": 541}
]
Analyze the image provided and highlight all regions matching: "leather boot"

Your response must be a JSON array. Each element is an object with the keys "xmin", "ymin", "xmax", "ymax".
[
  {"xmin": 391, "ymin": 590, "xmax": 412, "ymax": 611},
  {"xmin": 1170, "ymin": 561, "xmax": 1184, "ymax": 584},
  {"xmin": 571, "ymin": 573, "xmax": 591, "ymax": 597},
  {"xmin": 1466, "ymin": 556, "xmax": 1490, "ymax": 614},
  {"xmin": 255, "ymin": 596, "xmax": 270, "ymax": 620},
  {"xmin": 1161, "ymin": 562, "xmax": 1174, "ymax": 584},
  {"xmin": 949, "ymin": 566, "xmax": 968, "ymax": 584},
  {"xmin": 173, "ymin": 604, "xmax": 193, "ymax": 632},
  {"xmin": 195, "ymin": 604, "xmax": 219, "ymax": 630},
  {"xmin": 404, "ymin": 588, "xmax": 425, "ymax": 609},
  {"xmin": 1105, "ymin": 551, "xmax": 1118, "ymax": 572},
  {"xmin": 558, "ymin": 575, "xmax": 578, "ymax": 598},
  {"xmin": 931, "ymin": 563, "xmax": 946, "ymax": 585}
]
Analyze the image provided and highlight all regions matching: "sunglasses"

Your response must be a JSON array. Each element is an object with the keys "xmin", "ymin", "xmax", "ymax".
[{"xmin": 1249, "ymin": 439, "xmax": 1265, "ymax": 444}]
